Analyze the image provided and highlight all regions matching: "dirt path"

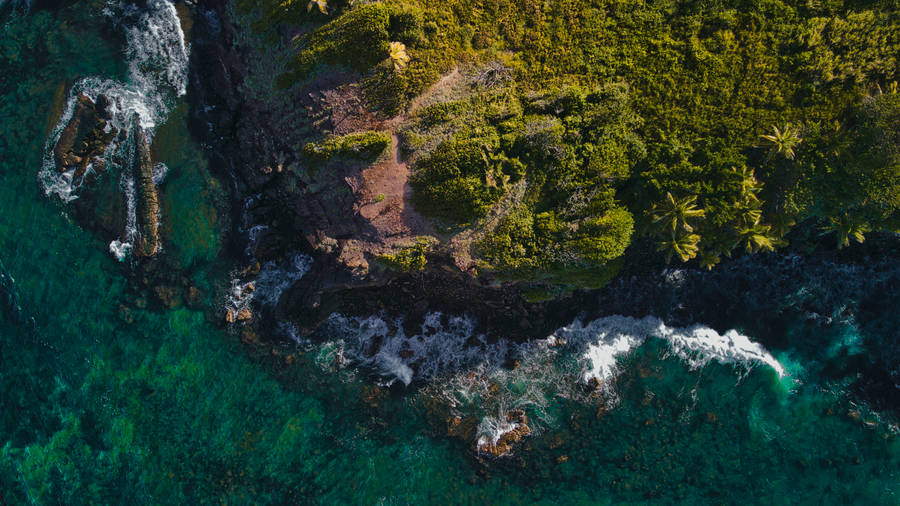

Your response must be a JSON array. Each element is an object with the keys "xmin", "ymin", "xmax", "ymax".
[
  {"xmin": 356, "ymin": 133, "xmax": 432, "ymax": 242},
  {"xmin": 330, "ymin": 68, "xmax": 468, "ymax": 271}
]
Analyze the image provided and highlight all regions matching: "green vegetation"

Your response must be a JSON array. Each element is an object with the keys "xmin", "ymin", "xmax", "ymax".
[
  {"xmin": 302, "ymin": 130, "xmax": 391, "ymax": 164},
  {"xmin": 407, "ymin": 83, "xmax": 640, "ymax": 281},
  {"xmin": 5, "ymin": 3, "xmax": 900, "ymax": 505},
  {"xmin": 408, "ymin": 134, "xmax": 520, "ymax": 222},
  {"xmin": 376, "ymin": 237, "xmax": 433, "ymax": 272},
  {"xmin": 250, "ymin": 0, "xmax": 899, "ymax": 285}
]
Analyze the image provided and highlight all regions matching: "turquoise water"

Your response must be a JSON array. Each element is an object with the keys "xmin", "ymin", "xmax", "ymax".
[{"xmin": 1, "ymin": 3, "xmax": 899, "ymax": 504}]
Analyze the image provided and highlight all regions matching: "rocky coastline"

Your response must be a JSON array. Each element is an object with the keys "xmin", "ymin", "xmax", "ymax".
[
  {"xmin": 40, "ymin": 2, "xmax": 900, "ymax": 413},
  {"xmin": 184, "ymin": 2, "xmax": 900, "ymax": 408},
  {"xmin": 184, "ymin": 1, "xmax": 589, "ymax": 343}
]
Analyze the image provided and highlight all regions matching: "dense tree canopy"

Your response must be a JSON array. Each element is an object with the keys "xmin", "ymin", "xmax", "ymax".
[{"xmin": 241, "ymin": 0, "xmax": 900, "ymax": 283}]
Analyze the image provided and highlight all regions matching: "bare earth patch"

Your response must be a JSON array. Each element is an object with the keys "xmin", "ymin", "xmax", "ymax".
[{"xmin": 310, "ymin": 67, "xmax": 489, "ymax": 274}]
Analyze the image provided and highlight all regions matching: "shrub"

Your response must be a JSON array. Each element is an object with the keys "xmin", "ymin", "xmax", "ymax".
[
  {"xmin": 302, "ymin": 131, "xmax": 391, "ymax": 164},
  {"xmin": 280, "ymin": 4, "xmax": 394, "ymax": 86},
  {"xmin": 417, "ymin": 101, "xmax": 467, "ymax": 127},
  {"xmin": 376, "ymin": 238, "xmax": 433, "ymax": 272},
  {"xmin": 569, "ymin": 207, "xmax": 635, "ymax": 264},
  {"xmin": 409, "ymin": 135, "xmax": 506, "ymax": 222}
]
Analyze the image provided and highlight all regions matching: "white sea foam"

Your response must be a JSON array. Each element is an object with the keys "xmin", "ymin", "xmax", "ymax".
[
  {"xmin": 324, "ymin": 312, "xmax": 785, "ymax": 391},
  {"xmin": 116, "ymin": 0, "xmax": 189, "ymax": 107},
  {"xmin": 551, "ymin": 315, "xmax": 786, "ymax": 385},
  {"xmin": 660, "ymin": 323, "xmax": 787, "ymax": 378},
  {"xmin": 152, "ymin": 162, "xmax": 169, "ymax": 185},
  {"xmin": 325, "ymin": 312, "xmax": 510, "ymax": 386},
  {"xmin": 320, "ymin": 311, "xmax": 788, "ymax": 447},
  {"xmin": 254, "ymin": 253, "xmax": 313, "ymax": 307},
  {"xmin": 225, "ymin": 252, "xmax": 313, "ymax": 321},
  {"xmin": 475, "ymin": 416, "xmax": 521, "ymax": 452},
  {"xmin": 39, "ymin": 0, "xmax": 189, "ymax": 260},
  {"xmin": 109, "ymin": 240, "xmax": 132, "ymax": 262}
]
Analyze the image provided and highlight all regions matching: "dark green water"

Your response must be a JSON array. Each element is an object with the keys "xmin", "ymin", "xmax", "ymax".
[{"xmin": 1, "ymin": 3, "xmax": 899, "ymax": 504}]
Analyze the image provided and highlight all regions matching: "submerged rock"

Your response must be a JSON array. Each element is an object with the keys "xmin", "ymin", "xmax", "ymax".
[
  {"xmin": 184, "ymin": 285, "xmax": 203, "ymax": 307},
  {"xmin": 153, "ymin": 284, "xmax": 180, "ymax": 309}
]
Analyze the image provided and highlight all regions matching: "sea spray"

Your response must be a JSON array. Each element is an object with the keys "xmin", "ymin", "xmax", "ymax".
[
  {"xmin": 324, "ymin": 312, "xmax": 511, "ymax": 386},
  {"xmin": 318, "ymin": 311, "xmax": 788, "ymax": 453},
  {"xmin": 254, "ymin": 253, "xmax": 314, "ymax": 307},
  {"xmin": 38, "ymin": 0, "xmax": 188, "ymax": 260},
  {"xmin": 322, "ymin": 313, "xmax": 785, "ymax": 388},
  {"xmin": 556, "ymin": 315, "xmax": 787, "ymax": 384},
  {"xmin": 225, "ymin": 252, "xmax": 313, "ymax": 322}
]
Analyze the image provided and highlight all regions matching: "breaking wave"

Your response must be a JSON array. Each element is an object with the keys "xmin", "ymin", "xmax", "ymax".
[
  {"xmin": 558, "ymin": 315, "xmax": 786, "ymax": 384},
  {"xmin": 318, "ymin": 311, "xmax": 787, "ymax": 448},
  {"xmin": 322, "ymin": 313, "xmax": 784, "ymax": 387}
]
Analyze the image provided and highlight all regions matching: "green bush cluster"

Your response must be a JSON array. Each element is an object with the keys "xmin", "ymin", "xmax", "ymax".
[
  {"xmin": 376, "ymin": 238, "xmax": 433, "ymax": 272},
  {"xmin": 278, "ymin": 3, "xmax": 429, "ymax": 91},
  {"xmin": 784, "ymin": 91, "xmax": 900, "ymax": 244},
  {"xmin": 401, "ymin": 83, "xmax": 640, "ymax": 278},
  {"xmin": 408, "ymin": 134, "xmax": 525, "ymax": 222},
  {"xmin": 278, "ymin": 3, "xmax": 394, "ymax": 86},
  {"xmin": 479, "ymin": 85, "xmax": 641, "ymax": 275},
  {"xmin": 417, "ymin": 100, "xmax": 467, "ymax": 127},
  {"xmin": 302, "ymin": 130, "xmax": 391, "ymax": 164}
]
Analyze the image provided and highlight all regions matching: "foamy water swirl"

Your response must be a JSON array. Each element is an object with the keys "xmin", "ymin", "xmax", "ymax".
[{"xmin": 38, "ymin": 0, "xmax": 188, "ymax": 260}]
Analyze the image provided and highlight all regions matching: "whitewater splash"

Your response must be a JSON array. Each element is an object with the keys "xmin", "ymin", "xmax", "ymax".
[
  {"xmin": 323, "ymin": 313, "xmax": 785, "ymax": 387},
  {"xmin": 225, "ymin": 252, "xmax": 313, "ymax": 322},
  {"xmin": 555, "ymin": 315, "xmax": 787, "ymax": 385},
  {"xmin": 38, "ymin": 0, "xmax": 188, "ymax": 260},
  {"xmin": 320, "ymin": 311, "xmax": 787, "ymax": 451},
  {"xmin": 325, "ymin": 312, "xmax": 511, "ymax": 386}
]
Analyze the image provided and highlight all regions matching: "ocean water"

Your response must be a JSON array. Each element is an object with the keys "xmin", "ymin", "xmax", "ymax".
[{"xmin": 1, "ymin": 2, "xmax": 898, "ymax": 504}]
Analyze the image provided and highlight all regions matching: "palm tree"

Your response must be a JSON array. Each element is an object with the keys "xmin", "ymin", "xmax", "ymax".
[
  {"xmin": 823, "ymin": 214, "xmax": 871, "ymax": 248},
  {"xmin": 389, "ymin": 41, "xmax": 410, "ymax": 71},
  {"xmin": 658, "ymin": 232, "xmax": 701, "ymax": 263},
  {"xmin": 307, "ymin": 0, "xmax": 327, "ymax": 14},
  {"xmin": 734, "ymin": 204, "xmax": 763, "ymax": 228},
  {"xmin": 770, "ymin": 213, "xmax": 796, "ymax": 239},
  {"xmin": 736, "ymin": 223, "xmax": 782, "ymax": 253},
  {"xmin": 732, "ymin": 166, "xmax": 762, "ymax": 203},
  {"xmin": 760, "ymin": 123, "xmax": 802, "ymax": 160},
  {"xmin": 651, "ymin": 192, "xmax": 706, "ymax": 235}
]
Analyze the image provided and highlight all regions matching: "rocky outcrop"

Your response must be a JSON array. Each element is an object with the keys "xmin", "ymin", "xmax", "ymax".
[
  {"xmin": 131, "ymin": 114, "xmax": 160, "ymax": 257},
  {"xmin": 277, "ymin": 251, "xmax": 585, "ymax": 342},
  {"xmin": 183, "ymin": 3, "xmax": 588, "ymax": 344},
  {"xmin": 53, "ymin": 93, "xmax": 117, "ymax": 180},
  {"xmin": 476, "ymin": 410, "xmax": 532, "ymax": 458}
]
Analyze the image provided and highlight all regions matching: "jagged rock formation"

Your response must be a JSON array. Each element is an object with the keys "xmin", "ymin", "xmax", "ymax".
[
  {"xmin": 131, "ymin": 114, "xmax": 160, "ymax": 258},
  {"xmin": 476, "ymin": 410, "xmax": 531, "ymax": 458},
  {"xmin": 53, "ymin": 93, "xmax": 116, "ymax": 180}
]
